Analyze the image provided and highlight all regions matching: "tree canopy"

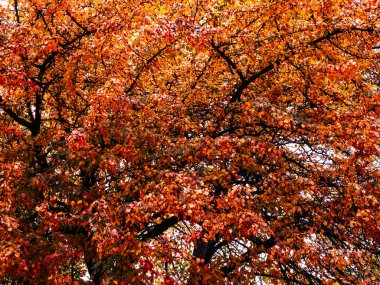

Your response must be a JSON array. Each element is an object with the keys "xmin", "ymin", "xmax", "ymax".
[{"xmin": 0, "ymin": 0, "xmax": 380, "ymax": 284}]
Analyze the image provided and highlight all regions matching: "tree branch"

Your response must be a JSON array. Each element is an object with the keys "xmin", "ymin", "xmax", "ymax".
[
  {"xmin": 222, "ymin": 26, "xmax": 377, "ymax": 103},
  {"xmin": 138, "ymin": 216, "xmax": 180, "ymax": 241},
  {"xmin": 220, "ymin": 235, "xmax": 276, "ymax": 275},
  {"xmin": 14, "ymin": 0, "xmax": 20, "ymax": 24},
  {"xmin": 66, "ymin": 9, "xmax": 88, "ymax": 32},
  {"xmin": 125, "ymin": 43, "xmax": 171, "ymax": 94},
  {"xmin": 210, "ymin": 39, "xmax": 246, "ymax": 82},
  {"xmin": 0, "ymin": 96, "xmax": 33, "ymax": 129}
]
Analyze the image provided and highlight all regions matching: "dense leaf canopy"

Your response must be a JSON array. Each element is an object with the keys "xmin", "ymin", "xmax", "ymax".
[{"xmin": 1, "ymin": 0, "xmax": 380, "ymax": 284}]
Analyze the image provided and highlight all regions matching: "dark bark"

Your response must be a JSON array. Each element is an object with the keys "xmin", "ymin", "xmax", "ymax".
[
  {"xmin": 84, "ymin": 246, "xmax": 102, "ymax": 285},
  {"xmin": 138, "ymin": 216, "xmax": 180, "ymax": 241}
]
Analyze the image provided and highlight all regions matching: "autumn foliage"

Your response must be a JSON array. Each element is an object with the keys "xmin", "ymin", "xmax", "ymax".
[{"xmin": 1, "ymin": 0, "xmax": 380, "ymax": 284}]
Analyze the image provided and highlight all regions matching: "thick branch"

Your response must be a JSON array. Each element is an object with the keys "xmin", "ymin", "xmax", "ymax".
[
  {"xmin": 230, "ymin": 58, "xmax": 282, "ymax": 103},
  {"xmin": 14, "ymin": 0, "xmax": 20, "ymax": 23},
  {"xmin": 138, "ymin": 216, "xmax": 179, "ymax": 241},
  {"xmin": 0, "ymin": 96, "xmax": 33, "ymax": 129},
  {"xmin": 193, "ymin": 238, "xmax": 227, "ymax": 263}
]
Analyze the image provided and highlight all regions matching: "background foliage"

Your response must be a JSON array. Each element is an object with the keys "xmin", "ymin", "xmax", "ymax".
[{"xmin": 0, "ymin": 0, "xmax": 380, "ymax": 284}]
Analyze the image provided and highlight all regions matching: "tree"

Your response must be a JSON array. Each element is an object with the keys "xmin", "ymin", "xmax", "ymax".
[{"xmin": 0, "ymin": 0, "xmax": 379, "ymax": 284}]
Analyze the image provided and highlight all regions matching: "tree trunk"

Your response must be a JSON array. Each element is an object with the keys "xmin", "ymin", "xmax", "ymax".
[{"xmin": 84, "ymin": 245, "xmax": 102, "ymax": 285}]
